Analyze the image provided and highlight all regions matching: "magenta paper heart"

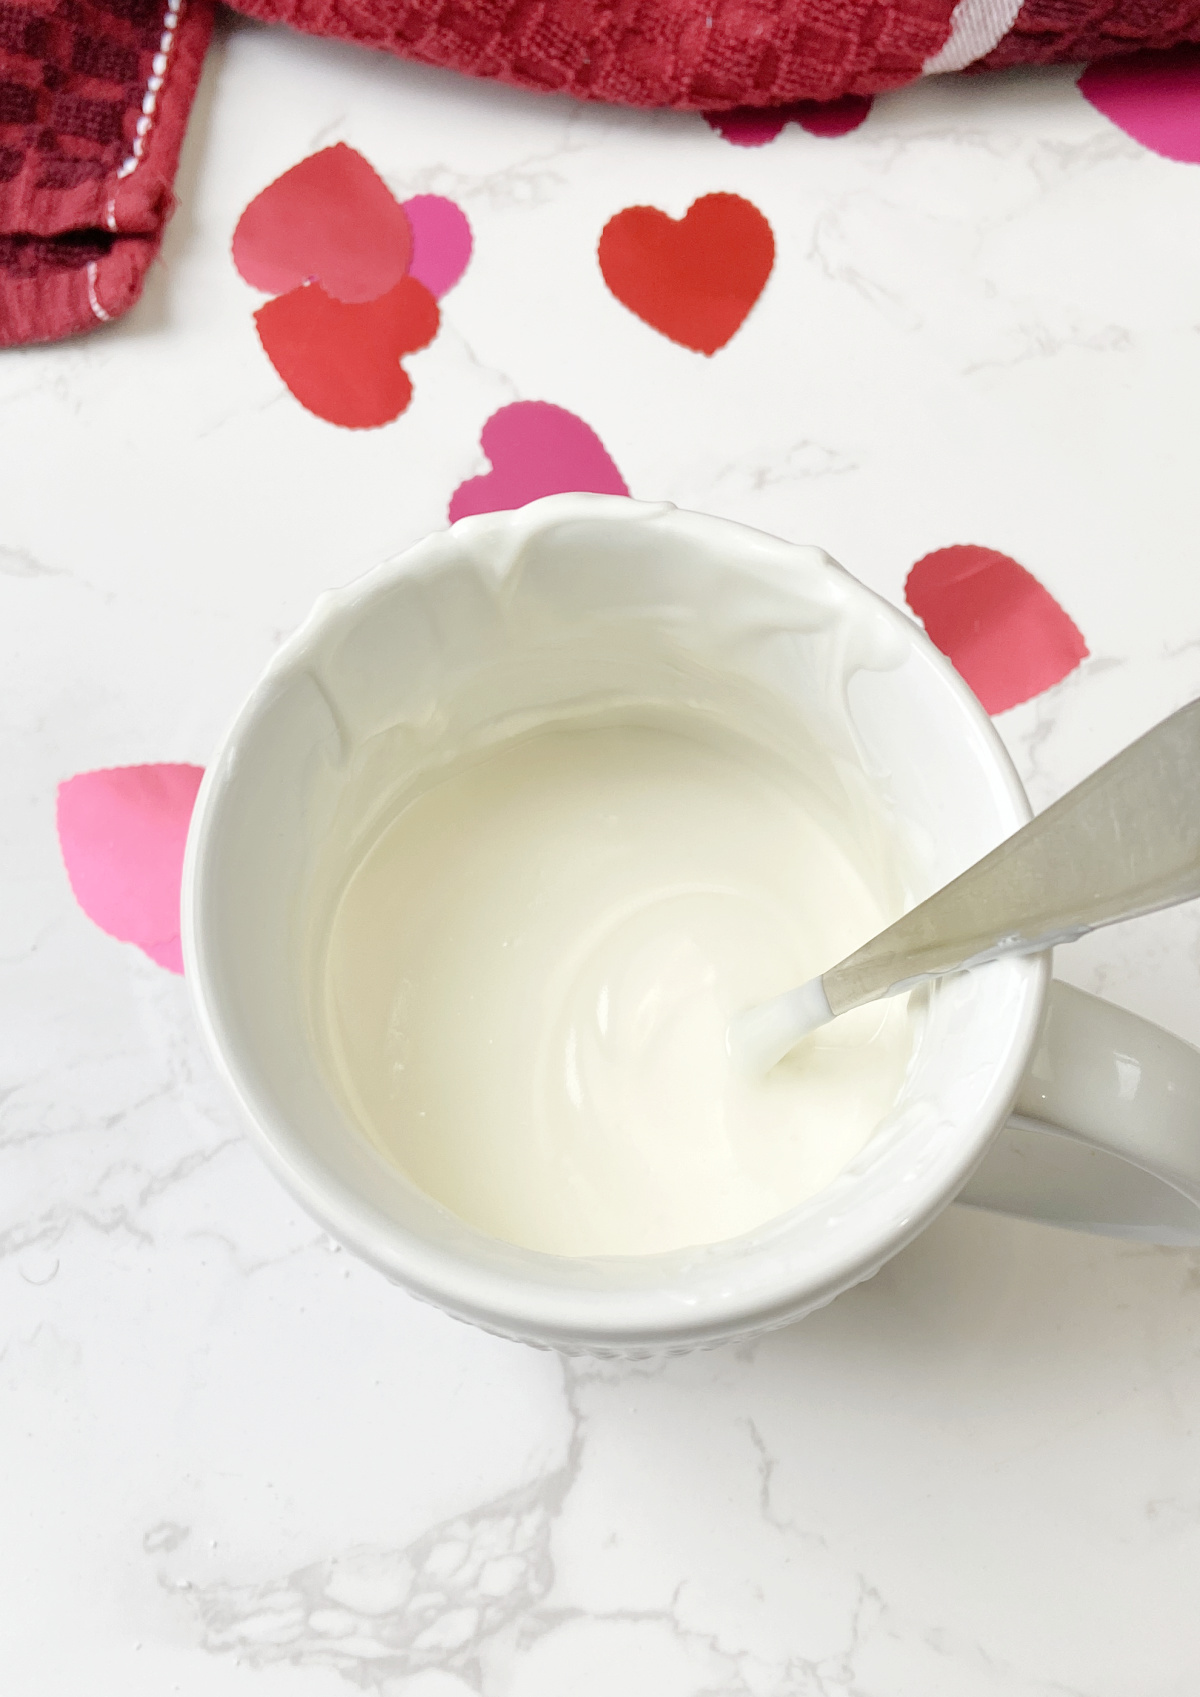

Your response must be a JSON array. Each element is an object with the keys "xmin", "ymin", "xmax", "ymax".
[
  {"xmin": 57, "ymin": 764, "xmax": 204, "ymax": 973},
  {"xmin": 1078, "ymin": 47, "xmax": 1200, "ymax": 165},
  {"xmin": 704, "ymin": 95, "xmax": 872, "ymax": 148},
  {"xmin": 401, "ymin": 195, "xmax": 473, "ymax": 298},
  {"xmin": 448, "ymin": 402, "xmax": 629, "ymax": 522}
]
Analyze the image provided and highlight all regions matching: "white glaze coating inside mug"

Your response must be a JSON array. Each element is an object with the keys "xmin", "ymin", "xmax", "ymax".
[{"xmin": 320, "ymin": 715, "xmax": 915, "ymax": 1256}]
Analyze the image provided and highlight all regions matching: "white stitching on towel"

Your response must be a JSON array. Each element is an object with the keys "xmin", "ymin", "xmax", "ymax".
[
  {"xmin": 86, "ymin": 260, "xmax": 111, "ymax": 323},
  {"xmin": 106, "ymin": 1, "xmax": 183, "ymax": 230},
  {"xmin": 923, "ymin": 0, "xmax": 1025, "ymax": 73}
]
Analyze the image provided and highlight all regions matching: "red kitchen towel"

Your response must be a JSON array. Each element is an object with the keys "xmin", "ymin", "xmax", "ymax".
[
  {"xmin": 3, "ymin": 0, "xmax": 1200, "ymax": 347},
  {"xmin": 225, "ymin": 0, "xmax": 1200, "ymax": 109},
  {"xmin": 0, "ymin": 0, "xmax": 213, "ymax": 346},
  {"xmin": 982, "ymin": 1, "xmax": 1200, "ymax": 70}
]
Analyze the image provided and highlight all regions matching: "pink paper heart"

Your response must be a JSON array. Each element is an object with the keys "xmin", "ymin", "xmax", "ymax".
[
  {"xmin": 1078, "ymin": 47, "xmax": 1200, "ymax": 164},
  {"xmin": 905, "ymin": 546, "xmax": 1087, "ymax": 715},
  {"xmin": 448, "ymin": 402, "xmax": 629, "ymax": 522},
  {"xmin": 704, "ymin": 95, "xmax": 872, "ymax": 148},
  {"xmin": 401, "ymin": 195, "xmax": 473, "ymax": 299},
  {"xmin": 57, "ymin": 764, "xmax": 204, "ymax": 973},
  {"xmin": 232, "ymin": 144, "xmax": 413, "ymax": 304}
]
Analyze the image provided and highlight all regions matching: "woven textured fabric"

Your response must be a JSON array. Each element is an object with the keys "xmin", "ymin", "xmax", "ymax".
[
  {"xmin": 225, "ymin": 0, "xmax": 1200, "ymax": 108},
  {"xmin": 981, "ymin": 0, "xmax": 1200, "ymax": 68},
  {"xmin": 0, "ymin": 0, "xmax": 213, "ymax": 346},
  {"xmin": 228, "ymin": 0, "xmax": 957, "ymax": 109}
]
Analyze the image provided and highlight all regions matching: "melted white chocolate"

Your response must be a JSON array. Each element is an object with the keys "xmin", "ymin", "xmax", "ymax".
[{"xmin": 320, "ymin": 717, "xmax": 914, "ymax": 1257}]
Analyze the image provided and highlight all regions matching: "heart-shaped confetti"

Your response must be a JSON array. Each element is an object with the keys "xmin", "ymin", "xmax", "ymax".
[
  {"xmin": 1078, "ymin": 47, "xmax": 1200, "ymax": 165},
  {"xmin": 232, "ymin": 143, "xmax": 413, "ymax": 304},
  {"xmin": 905, "ymin": 545, "xmax": 1088, "ymax": 715},
  {"xmin": 57, "ymin": 764, "xmax": 204, "ymax": 973},
  {"xmin": 255, "ymin": 276, "xmax": 439, "ymax": 428},
  {"xmin": 448, "ymin": 401, "xmax": 629, "ymax": 522},
  {"xmin": 704, "ymin": 95, "xmax": 873, "ymax": 147},
  {"xmin": 402, "ymin": 194, "xmax": 473, "ymax": 299},
  {"xmin": 598, "ymin": 193, "xmax": 775, "ymax": 356}
]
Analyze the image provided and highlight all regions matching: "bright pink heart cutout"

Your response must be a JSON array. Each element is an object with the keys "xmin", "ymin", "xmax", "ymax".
[
  {"xmin": 1078, "ymin": 47, "xmax": 1200, "ymax": 164},
  {"xmin": 401, "ymin": 195, "xmax": 472, "ymax": 299},
  {"xmin": 704, "ymin": 95, "xmax": 872, "ymax": 148},
  {"xmin": 57, "ymin": 764, "xmax": 204, "ymax": 973},
  {"xmin": 905, "ymin": 546, "xmax": 1088, "ymax": 716},
  {"xmin": 232, "ymin": 144, "xmax": 413, "ymax": 304},
  {"xmin": 448, "ymin": 402, "xmax": 629, "ymax": 522},
  {"xmin": 704, "ymin": 108, "xmax": 789, "ymax": 147}
]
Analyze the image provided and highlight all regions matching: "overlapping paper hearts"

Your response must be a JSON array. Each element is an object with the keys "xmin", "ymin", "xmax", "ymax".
[
  {"xmin": 233, "ymin": 145, "xmax": 472, "ymax": 428},
  {"xmin": 598, "ymin": 193, "xmax": 775, "ymax": 355}
]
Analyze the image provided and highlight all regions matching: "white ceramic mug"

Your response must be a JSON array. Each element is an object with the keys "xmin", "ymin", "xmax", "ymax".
[{"xmin": 183, "ymin": 496, "xmax": 1200, "ymax": 1354}]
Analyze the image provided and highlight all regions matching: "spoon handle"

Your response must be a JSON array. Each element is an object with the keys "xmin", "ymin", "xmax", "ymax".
[{"xmin": 824, "ymin": 696, "xmax": 1200, "ymax": 1020}]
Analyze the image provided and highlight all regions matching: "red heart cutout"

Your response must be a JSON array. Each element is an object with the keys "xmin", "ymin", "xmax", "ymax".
[
  {"xmin": 255, "ymin": 276, "xmax": 439, "ymax": 429},
  {"xmin": 233, "ymin": 144, "xmax": 413, "ymax": 305},
  {"xmin": 598, "ymin": 193, "xmax": 775, "ymax": 356},
  {"xmin": 905, "ymin": 545, "xmax": 1088, "ymax": 715}
]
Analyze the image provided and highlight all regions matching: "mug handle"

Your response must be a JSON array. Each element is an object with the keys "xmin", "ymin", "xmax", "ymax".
[{"xmin": 958, "ymin": 981, "xmax": 1200, "ymax": 1245}]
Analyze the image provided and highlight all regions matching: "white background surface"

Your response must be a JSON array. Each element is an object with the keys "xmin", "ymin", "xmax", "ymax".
[{"xmin": 4, "ymin": 19, "xmax": 1200, "ymax": 1693}]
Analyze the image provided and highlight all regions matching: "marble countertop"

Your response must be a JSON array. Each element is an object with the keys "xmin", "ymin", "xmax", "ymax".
[{"xmin": 5, "ymin": 19, "xmax": 1200, "ymax": 1694}]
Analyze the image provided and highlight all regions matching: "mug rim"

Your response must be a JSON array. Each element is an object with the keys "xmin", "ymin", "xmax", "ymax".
[{"xmin": 183, "ymin": 495, "xmax": 1048, "ymax": 1350}]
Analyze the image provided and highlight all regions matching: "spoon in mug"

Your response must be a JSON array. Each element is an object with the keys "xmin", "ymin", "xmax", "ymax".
[{"xmin": 728, "ymin": 697, "xmax": 1200, "ymax": 1077}]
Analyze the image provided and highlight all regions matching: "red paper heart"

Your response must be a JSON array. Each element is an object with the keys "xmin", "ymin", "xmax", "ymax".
[
  {"xmin": 255, "ymin": 276, "xmax": 439, "ymax": 429},
  {"xmin": 598, "ymin": 193, "xmax": 775, "ymax": 356},
  {"xmin": 233, "ymin": 144, "xmax": 413, "ymax": 304},
  {"xmin": 905, "ymin": 545, "xmax": 1088, "ymax": 715}
]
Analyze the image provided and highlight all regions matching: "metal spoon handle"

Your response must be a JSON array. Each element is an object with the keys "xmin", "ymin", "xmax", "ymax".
[{"xmin": 824, "ymin": 696, "xmax": 1200, "ymax": 1020}]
